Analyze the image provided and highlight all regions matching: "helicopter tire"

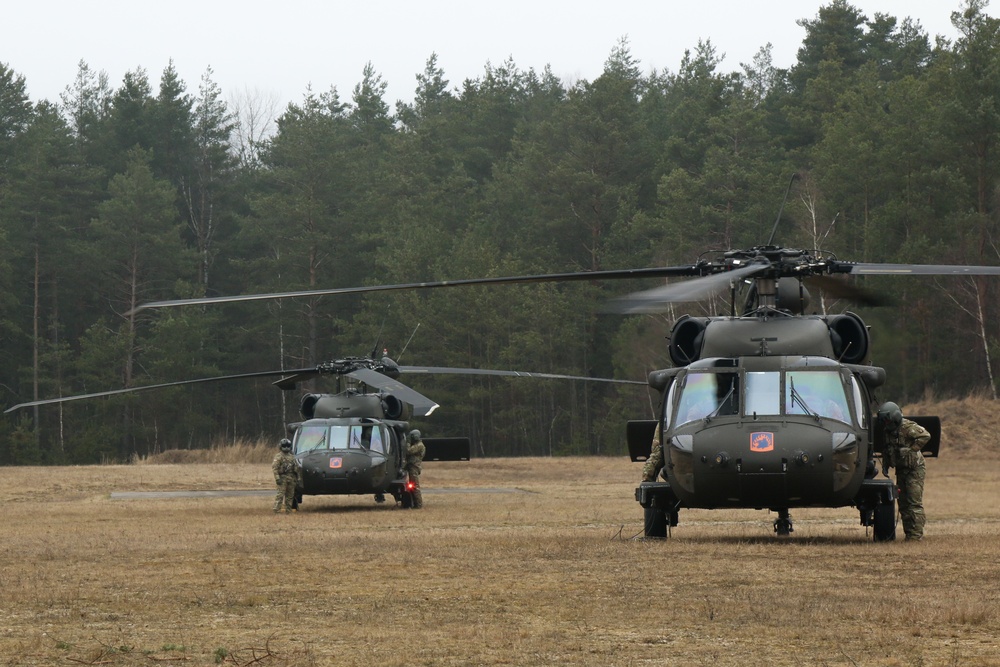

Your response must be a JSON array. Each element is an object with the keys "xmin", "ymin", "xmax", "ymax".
[
  {"xmin": 400, "ymin": 491, "xmax": 414, "ymax": 509},
  {"xmin": 643, "ymin": 505, "xmax": 669, "ymax": 538},
  {"xmin": 873, "ymin": 500, "xmax": 896, "ymax": 542}
]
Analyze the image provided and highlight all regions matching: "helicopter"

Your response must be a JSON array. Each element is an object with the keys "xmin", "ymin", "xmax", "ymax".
[
  {"xmin": 5, "ymin": 347, "xmax": 644, "ymax": 509},
  {"xmin": 123, "ymin": 206, "xmax": 1000, "ymax": 539}
]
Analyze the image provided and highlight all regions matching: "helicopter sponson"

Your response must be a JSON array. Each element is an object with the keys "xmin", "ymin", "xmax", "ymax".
[{"xmin": 668, "ymin": 311, "xmax": 869, "ymax": 366}]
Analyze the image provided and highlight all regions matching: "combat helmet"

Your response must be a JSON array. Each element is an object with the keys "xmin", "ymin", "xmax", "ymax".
[
  {"xmin": 876, "ymin": 402, "xmax": 902, "ymax": 431},
  {"xmin": 408, "ymin": 429, "xmax": 421, "ymax": 443},
  {"xmin": 279, "ymin": 438, "xmax": 293, "ymax": 451}
]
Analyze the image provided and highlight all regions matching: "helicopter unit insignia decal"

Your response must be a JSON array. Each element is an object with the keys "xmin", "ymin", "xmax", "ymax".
[
  {"xmin": 750, "ymin": 432, "xmax": 775, "ymax": 453},
  {"xmin": 330, "ymin": 457, "xmax": 343, "ymax": 469}
]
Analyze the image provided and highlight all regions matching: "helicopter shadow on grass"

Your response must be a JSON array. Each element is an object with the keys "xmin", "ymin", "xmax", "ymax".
[{"xmin": 629, "ymin": 531, "xmax": 887, "ymax": 546}]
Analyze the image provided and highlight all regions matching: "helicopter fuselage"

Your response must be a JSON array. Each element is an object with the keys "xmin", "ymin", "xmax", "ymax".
[
  {"xmin": 292, "ymin": 416, "xmax": 411, "ymax": 499},
  {"xmin": 662, "ymin": 355, "xmax": 872, "ymax": 510},
  {"xmin": 286, "ymin": 391, "xmax": 471, "ymax": 507},
  {"xmin": 631, "ymin": 352, "xmax": 902, "ymax": 539}
]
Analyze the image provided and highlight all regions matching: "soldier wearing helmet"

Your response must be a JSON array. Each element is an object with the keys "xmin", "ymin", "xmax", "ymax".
[
  {"xmin": 878, "ymin": 402, "xmax": 930, "ymax": 540},
  {"xmin": 405, "ymin": 429, "xmax": 426, "ymax": 509},
  {"xmin": 271, "ymin": 437, "xmax": 301, "ymax": 514}
]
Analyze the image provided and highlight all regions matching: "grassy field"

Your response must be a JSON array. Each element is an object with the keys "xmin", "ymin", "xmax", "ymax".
[{"xmin": 2, "ymin": 453, "xmax": 1000, "ymax": 666}]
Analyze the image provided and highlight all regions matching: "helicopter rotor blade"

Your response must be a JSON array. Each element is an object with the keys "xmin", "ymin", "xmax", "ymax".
[
  {"xmin": 840, "ymin": 263, "xmax": 1000, "ymax": 276},
  {"xmin": 803, "ymin": 275, "xmax": 892, "ymax": 307},
  {"xmin": 4, "ymin": 368, "xmax": 318, "ymax": 414},
  {"xmin": 127, "ymin": 266, "xmax": 702, "ymax": 314},
  {"xmin": 273, "ymin": 372, "xmax": 320, "ymax": 390},
  {"xmin": 604, "ymin": 264, "xmax": 768, "ymax": 314},
  {"xmin": 347, "ymin": 368, "xmax": 440, "ymax": 417},
  {"xmin": 400, "ymin": 366, "xmax": 645, "ymax": 385}
]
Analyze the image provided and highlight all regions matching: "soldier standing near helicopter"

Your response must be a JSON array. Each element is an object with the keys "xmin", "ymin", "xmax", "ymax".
[
  {"xmin": 405, "ymin": 430, "xmax": 426, "ymax": 509},
  {"xmin": 641, "ymin": 423, "xmax": 663, "ymax": 483},
  {"xmin": 878, "ymin": 402, "xmax": 930, "ymax": 541},
  {"xmin": 272, "ymin": 438, "xmax": 301, "ymax": 514}
]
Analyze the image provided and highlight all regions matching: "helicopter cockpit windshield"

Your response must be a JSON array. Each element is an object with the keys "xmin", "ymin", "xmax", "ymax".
[
  {"xmin": 745, "ymin": 367, "xmax": 853, "ymax": 424},
  {"xmin": 673, "ymin": 370, "xmax": 740, "ymax": 426},
  {"xmin": 670, "ymin": 360, "xmax": 858, "ymax": 428},
  {"xmin": 784, "ymin": 369, "xmax": 852, "ymax": 423},
  {"xmin": 295, "ymin": 423, "xmax": 390, "ymax": 454}
]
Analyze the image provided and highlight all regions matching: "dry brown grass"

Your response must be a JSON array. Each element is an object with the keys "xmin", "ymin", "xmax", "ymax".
[
  {"xmin": 3, "ymin": 449, "xmax": 1000, "ymax": 666},
  {"xmin": 903, "ymin": 392, "xmax": 1000, "ymax": 459}
]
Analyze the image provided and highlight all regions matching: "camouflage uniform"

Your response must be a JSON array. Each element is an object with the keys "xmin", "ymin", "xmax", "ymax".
[
  {"xmin": 405, "ymin": 434, "xmax": 426, "ymax": 509},
  {"xmin": 884, "ymin": 418, "xmax": 930, "ymax": 540},
  {"xmin": 641, "ymin": 423, "xmax": 664, "ymax": 483},
  {"xmin": 272, "ymin": 448, "xmax": 301, "ymax": 514}
]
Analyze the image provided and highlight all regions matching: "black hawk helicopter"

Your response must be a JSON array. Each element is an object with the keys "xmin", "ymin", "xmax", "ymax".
[
  {"xmin": 5, "ymin": 347, "xmax": 643, "ymax": 509},
  {"xmin": 123, "ymin": 209, "xmax": 1000, "ymax": 539}
]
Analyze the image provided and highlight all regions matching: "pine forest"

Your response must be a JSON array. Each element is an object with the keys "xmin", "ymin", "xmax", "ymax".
[{"xmin": 2, "ymin": 0, "xmax": 1000, "ymax": 464}]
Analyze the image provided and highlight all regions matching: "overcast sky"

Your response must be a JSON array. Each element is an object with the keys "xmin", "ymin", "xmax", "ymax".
[{"xmin": 3, "ymin": 0, "xmax": 979, "ymax": 111}]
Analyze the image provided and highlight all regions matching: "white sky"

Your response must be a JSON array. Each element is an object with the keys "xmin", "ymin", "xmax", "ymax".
[{"xmin": 3, "ymin": 0, "xmax": 977, "ymax": 111}]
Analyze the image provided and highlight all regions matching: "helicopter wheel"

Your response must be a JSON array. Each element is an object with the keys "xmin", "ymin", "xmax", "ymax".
[
  {"xmin": 873, "ymin": 500, "xmax": 897, "ymax": 542},
  {"xmin": 773, "ymin": 509, "xmax": 793, "ymax": 536},
  {"xmin": 643, "ymin": 505, "xmax": 669, "ymax": 539}
]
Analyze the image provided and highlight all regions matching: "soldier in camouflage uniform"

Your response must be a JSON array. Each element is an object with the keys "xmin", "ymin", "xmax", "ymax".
[
  {"xmin": 405, "ymin": 430, "xmax": 426, "ymax": 509},
  {"xmin": 877, "ymin": 402, "xmax": 930, "ymax": 541},
  {"xmin": 641, "ymin": 423, "xmax": 663, "ymax": 483},
  {"xmin": 272, "ymin": 438, "xmax": 301, "ymax": 514}
]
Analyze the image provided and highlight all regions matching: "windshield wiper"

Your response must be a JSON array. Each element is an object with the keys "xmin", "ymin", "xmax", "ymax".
[
  {"xmin": 789, "ymin": 377, "xmax": 820, "ymax": 422},
  {"xmin": 705, "ymin": 385, "xmax": 736, "ymax": 422}
]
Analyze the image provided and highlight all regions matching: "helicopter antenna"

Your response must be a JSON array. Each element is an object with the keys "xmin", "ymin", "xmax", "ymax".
[
  {"xmin": 766, "ymin": 173, "xmax": 800, "ymax": 246},
  {"xmin": 396, "ymin": 323, "xmax": 421, "ymax": 363}
]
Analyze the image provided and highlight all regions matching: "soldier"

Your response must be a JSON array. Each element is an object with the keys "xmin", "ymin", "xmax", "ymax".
[
  {"xmin": 877, "ymin": 402, "xmax": 930, "ymax": 541},
  {"xmin": 271, "ymin": 438, "xmax": 301, "ymax": 514},
  {"xmin": 641, "ymin": 422, "xmax": 663, "ymax": 483},
  {"xmin": 405, "ymin": 429, "xmax": 426, "ymax": 509}
]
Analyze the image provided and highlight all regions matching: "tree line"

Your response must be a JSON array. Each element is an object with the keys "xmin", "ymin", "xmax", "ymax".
[{"xmin": 2, "ymin": 0, "xmax": 999, "ymax": 464}]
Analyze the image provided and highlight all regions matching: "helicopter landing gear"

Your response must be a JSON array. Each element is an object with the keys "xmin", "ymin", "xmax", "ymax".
[
  {"xmin": 374, "ymin": 492, "xmax": 386, "ymax": 504},
  {"xmin": 773, "ymin": 509, "xmax": 793, "ymax": 536},
  {"xmin": 872, "ymin": 499, "xmax": 897, "ymax": 542},
  {"xmin": 857, "ymin": 478, "xmax": 898, "ymax": 542},
  {"xmin": 643, "ymin": 503, "xmax": 679, "ymax": 538}
]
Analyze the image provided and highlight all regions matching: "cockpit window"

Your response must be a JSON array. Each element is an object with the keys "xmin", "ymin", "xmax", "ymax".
[
  {"xmin": 369, "ymin": 426, "xmax": 385, "ymax": 453},
  {"xmin": 675, "ymin": 371, "xmax": 738, "ymax": 426},
  {"xmin": 745, "ymin": 372, "xmax": 780, "ymax": 416},
  {"xmin": 849, "ymin": 376, "xmax": 866, "ymax": 428},
  {"xmin": 295, "ymin": 425, "xmax": 328, "ymax": 454},
  {"xmin": 296, "ymin": 424, "xmax": 391, "ymax": 452},
  {"xmin": 786, "ymin": 370, "xmax": 851, "ymax": 423}
]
